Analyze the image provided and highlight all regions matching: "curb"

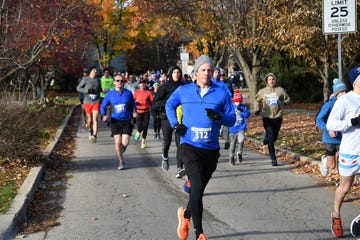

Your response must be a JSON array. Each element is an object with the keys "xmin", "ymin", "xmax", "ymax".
[
  {"xmin": 246, "ymin": 136, "xmax": 360, "ymax": 183},
  {"xmin": 0, "ymin": 104, "xmax": 78, "ymax": 240},
  {"xmin": 245, "ymin": 136, "xmax": 319, "ymax": 165}
]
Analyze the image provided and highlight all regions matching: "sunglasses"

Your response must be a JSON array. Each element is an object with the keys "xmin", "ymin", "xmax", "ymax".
[{"xmin": 115, "ymin": 79, "xmax": 125, "ymax": 83}]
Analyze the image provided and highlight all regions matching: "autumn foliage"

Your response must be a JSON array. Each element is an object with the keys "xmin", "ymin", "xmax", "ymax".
[{"xmin": 0, "ymin": 0, "xmax": 94, "ymax": 94}]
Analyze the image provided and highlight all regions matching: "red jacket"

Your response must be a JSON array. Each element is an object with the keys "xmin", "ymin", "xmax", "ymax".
[{"xmin": 133, "ymin": 90, "xmax": 154, "ymax": 113}]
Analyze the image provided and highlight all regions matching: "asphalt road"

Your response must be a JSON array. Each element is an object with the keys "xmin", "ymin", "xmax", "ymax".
[{"xmin": 18, "ymin": 119, "xmax": 359, "ymax": 240}]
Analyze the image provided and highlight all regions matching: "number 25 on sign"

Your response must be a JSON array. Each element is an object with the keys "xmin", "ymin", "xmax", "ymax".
[{"xmin": 322, "ymin": 0, "xmax": 357, "ymax": 34}]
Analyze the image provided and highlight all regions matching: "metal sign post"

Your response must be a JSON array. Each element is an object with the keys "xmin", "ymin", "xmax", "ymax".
[
  {"xmin": 338, "ymin": 33, "xmax": 342, "ymax": 81},
  {"xmin": 323, "ymin": 0, "xmax": 357, "ymax": 81},
  {"xmin": 180, "ymin": 46, "xmax": 189, "ymax": 75}
]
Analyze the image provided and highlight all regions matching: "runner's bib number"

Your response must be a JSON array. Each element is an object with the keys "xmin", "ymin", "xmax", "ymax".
[
  {"xmin": 89, "ymin": 94, "xmax": 98, "ymax": 101},
  {"xmin": 266, "ymin": 95, "xmax": 279, "ymax": 107},
  {"xmin": 190, "ymin": 126, "xmax": 212, "ymax": 143}
]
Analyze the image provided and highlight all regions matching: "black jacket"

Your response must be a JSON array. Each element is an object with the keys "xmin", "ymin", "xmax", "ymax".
[{"xmin": 153, "ymin": 80, "xmax": 183, "ymax": 119}]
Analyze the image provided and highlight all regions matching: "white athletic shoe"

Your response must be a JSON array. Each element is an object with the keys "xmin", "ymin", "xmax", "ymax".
[
  {"xmin": 320, "ymin": 155, "xmax": 328, "ymax": 177},
  {"xmin": 118, "ymin": 162, "xmax": 125, "ymax": 170}
]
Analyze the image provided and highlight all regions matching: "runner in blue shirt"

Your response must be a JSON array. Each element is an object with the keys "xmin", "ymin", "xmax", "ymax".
[
  {"xmin": 100, "ymin": 73, "xmax": 136, "ymax": 170},
  {"xmin": 166, "ymin": 54, "xmax": 235, "ymax": 240}
]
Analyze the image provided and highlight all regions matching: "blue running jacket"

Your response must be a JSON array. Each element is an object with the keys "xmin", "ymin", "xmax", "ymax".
[{"xmin": 166, "ymin": 81, "xmax": 236, "ymax": 150}]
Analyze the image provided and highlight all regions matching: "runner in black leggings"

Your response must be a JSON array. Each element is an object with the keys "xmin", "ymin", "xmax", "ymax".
[
  {"xmin": 254, "ymin": 73, "xmax": 290, "ymax": 166},
  {"xmin": 153, "ymin": 65, "xmax": 186, "ymax": 176},
  {"xmin": 165, "ymin": 54, "xmax": 236, "ymax": 240}
]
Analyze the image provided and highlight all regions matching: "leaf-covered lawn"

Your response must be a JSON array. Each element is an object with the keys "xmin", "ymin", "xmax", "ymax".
[
  {"xmin": 246, "ymin": 112, "xmax": 323, "ymax": 160},
  {"xmin": 245, "ymin": 106, "xmax": 360, "ymax": 203}
]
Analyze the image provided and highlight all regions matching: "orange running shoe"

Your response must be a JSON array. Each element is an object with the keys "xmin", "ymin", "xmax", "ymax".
[
  {"xmin": 331, "ymin": 213, "xmax": 343, "ymax": 238},
  {"xmin": 197, "ymin": 233, "xmax": 208, "ymax": 240},
  {"xmin": 177, "ymin": 207, "xmax": 191, "ymax": 240}
]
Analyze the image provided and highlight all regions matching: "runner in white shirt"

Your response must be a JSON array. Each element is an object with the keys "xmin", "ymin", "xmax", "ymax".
[{"xmin": 326, "ymin": 66, "xmax": 360, "ymax": 238}]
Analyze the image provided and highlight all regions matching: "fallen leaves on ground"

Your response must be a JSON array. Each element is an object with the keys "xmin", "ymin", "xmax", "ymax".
[
  {"xmin": 245, "ymin": 103, "xmax": 360, "ymax": 205},
  {"xmin": 18, "ymin": 106, "xmax": 80, "ymax": 235}
]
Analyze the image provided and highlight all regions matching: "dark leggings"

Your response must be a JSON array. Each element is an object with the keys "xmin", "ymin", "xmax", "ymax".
[
  {"xmin": 181, "ymin": 143, "xmax": 219, "ymax": 236},
  {"xmin": 151, "ymin": 109, "xmax": 161, "ymax": 134},
  {"xmin": 175, "ymin": 133, "xmax": 183, "ymax": 168},
  {"xmin": 136, "ymin": 111, "xmax": 150, "ymax": 139},
  {"xmin": 161, "ymin": 119, "xmax": 173, "ymax": 158},
  {"xmin": 186, "ymin": 172, "xmax": 212, "ymax": 236},
  {"xmin": 262, "ymin": 117, "xmax": 282, "ymax": 160}
]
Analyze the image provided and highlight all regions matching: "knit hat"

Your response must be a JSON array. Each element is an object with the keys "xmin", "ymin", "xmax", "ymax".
[
  {"xmin": 332, "ymin": 78, "xmax": 347, "ymax": 96},
  {"xmin": 194, "ymin": 54, "xmax": 214, "ymax": 73},
  {"xmin": 232, "ymin": 89, "xmax": 243, "ymax": 103},
  {"xmin": 348, "ymin": 66, "xmax": 360, "ymax": 86},
  {"xmin": 153, "ymin": 82, "xmax": 160, "ymax": 87}
]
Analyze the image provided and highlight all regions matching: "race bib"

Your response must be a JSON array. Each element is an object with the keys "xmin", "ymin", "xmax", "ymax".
[
  {"xmin": 190, "ymin": 126, "xmax": 212, "ymax": 143},
  {"xmin": 265, "ymin": 94, "xmax": 279, "ymax": 107},
  {"xmin": 89, "ymin": 94, "xmax": 98, "ymax": 101},
  {"xmin": 114, "ymin": 104, "xmax": 126, "ymax": 113}
]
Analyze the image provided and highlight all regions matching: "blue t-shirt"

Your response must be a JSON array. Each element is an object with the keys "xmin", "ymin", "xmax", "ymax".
[{"xmin": 100, "ymin": 88, "xmax": 136, "ymax": 121}]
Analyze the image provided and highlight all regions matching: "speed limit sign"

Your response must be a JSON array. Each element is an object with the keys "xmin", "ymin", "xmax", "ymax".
[{"xmin": 323, "ymin": 0, "xmax": 357, "ymax": 34}]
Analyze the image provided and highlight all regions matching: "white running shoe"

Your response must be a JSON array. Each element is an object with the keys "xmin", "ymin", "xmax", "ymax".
[
  {"xmin": 320, "ymin": 155, "xmax": 328, "ymax": 177},
  {"xmin": 161, "ymin": 159, "xmax": 169, "ymax": 171},
  {"xmin": 118, "ymin": 162, "xmax": 125, "ymax": 170},
  {"xmin": 90, "ymin": 135, "xmax": 97, "ymax": 143},
  {"xmin": 176, "ymin": 168, "xmax": 186, "ymax": 178}
]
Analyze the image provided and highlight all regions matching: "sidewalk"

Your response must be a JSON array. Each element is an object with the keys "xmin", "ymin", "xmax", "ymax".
[{"xmin": 1, "ymin": 108, "xmax": 359, "ymax": 239}]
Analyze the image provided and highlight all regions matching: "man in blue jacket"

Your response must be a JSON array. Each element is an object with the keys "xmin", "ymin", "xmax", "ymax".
[
  {"xmin": 100, "ymin": 73, "xmax": 136, "ymax": 170},
  {"xmin": 166, "ymin": 54, "xmax": 235, "ymax": 240}
]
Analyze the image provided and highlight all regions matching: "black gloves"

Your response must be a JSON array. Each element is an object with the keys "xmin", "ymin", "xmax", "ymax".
[
  {"xmin": 254, "ymin": 110, "xmax": 260, "ymax": 116},
  {"xmin": 205, "ymin": 108, "xmax": 222, "ymax": 121},
  {"xmin": 351, "ymin": 116, "xmax": 360, "ymax": 126},
  {"xmin": 88, "ymin": 88, "xmax": 94, "ymax": 94},
  {"xmin": 174, "ymin": 123, "xmax": 187, "ymax": 135}
]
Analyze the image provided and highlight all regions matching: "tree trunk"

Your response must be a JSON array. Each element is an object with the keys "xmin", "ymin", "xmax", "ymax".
[
  {"xmin": 232, "ymin": 48, "xmax": 262, "ymax": 111},
  {"xmin": 317, "ymin": 60, "xmax": 330, "ymax": 103},
  {"xmin": 322, "ymin": 62, "xmax": 329, "ymax": 102}
]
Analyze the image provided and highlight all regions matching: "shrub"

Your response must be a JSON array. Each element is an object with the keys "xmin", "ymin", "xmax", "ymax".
[{"xmin": 0, "ymin": 101, "xmax": 67, "ymax": 164}]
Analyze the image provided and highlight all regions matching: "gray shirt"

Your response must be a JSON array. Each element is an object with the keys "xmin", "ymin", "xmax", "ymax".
[
  {"xmin": 124, "ymin": 82, "xmax": 138, "ymax": 93},
  {"xmin": 76, "ymin": 77, "xmax": 101, "ymax": 104}
]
